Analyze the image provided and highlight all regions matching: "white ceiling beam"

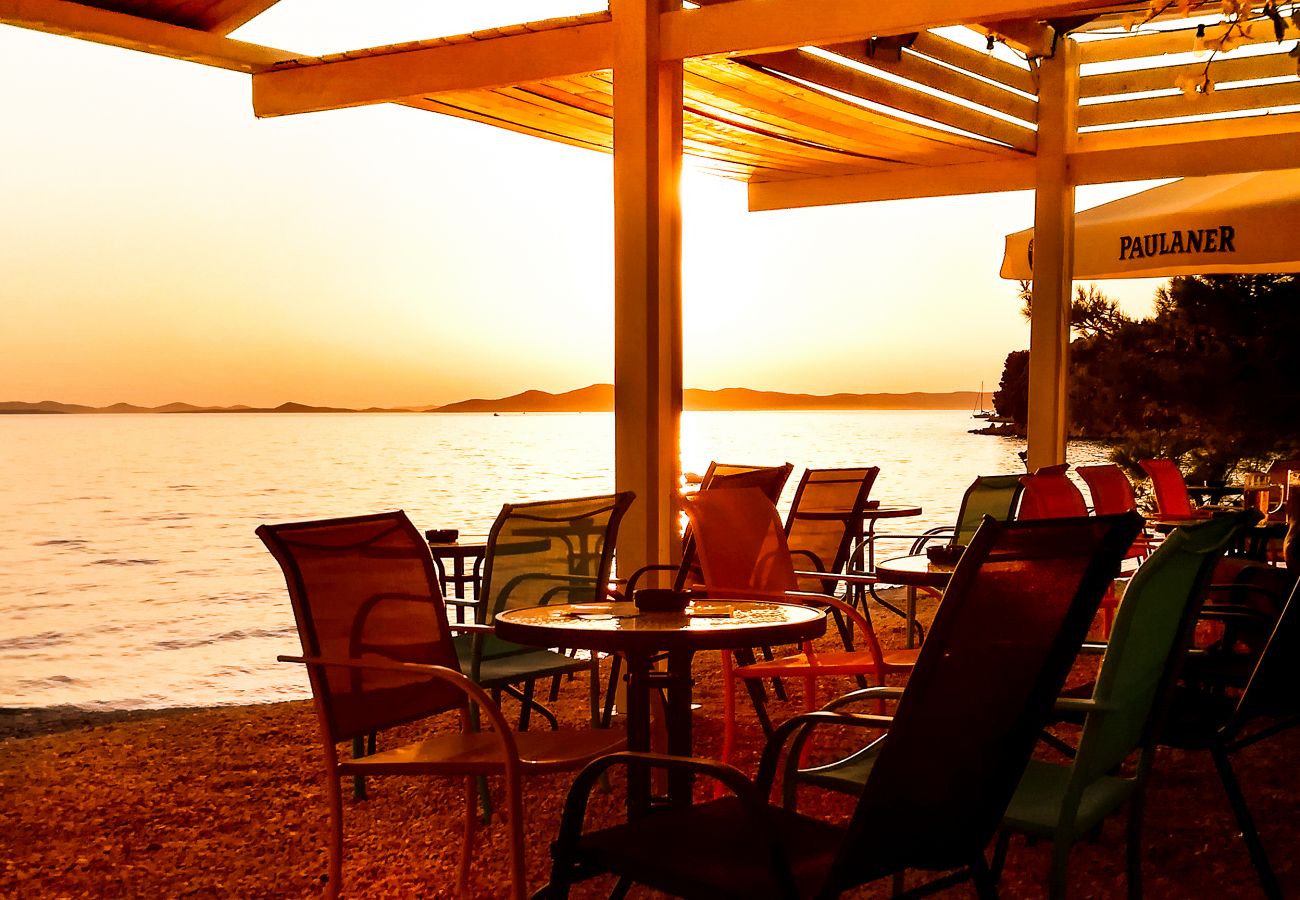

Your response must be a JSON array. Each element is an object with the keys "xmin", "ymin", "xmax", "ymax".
[
  {"xmin": 252, "ymin": 20, "xmax": 615, "ymax": 118},
  {"xmin": 0, "ymin": 0, "xmax": 295, "ymax": 72}
]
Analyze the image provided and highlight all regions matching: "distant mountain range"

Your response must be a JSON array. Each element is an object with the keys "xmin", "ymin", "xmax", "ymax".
[{"xmin": 1, "ymin": 385, "xmax": 980, "ymax": 415}]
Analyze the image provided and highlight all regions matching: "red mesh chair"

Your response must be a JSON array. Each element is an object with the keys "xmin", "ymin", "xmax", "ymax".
[
  {"xmin": 1079, "ymin": 463, "xmax": 1157, "ymax": 563},
  {"xmin": 1140, "ymin": 458, "xmax": 1213, "ymax": 519},
  {"xmin": 1019, "ymin": 466, "xmax": 1121, "ymax": 635},
  {"xmin": 1017, "ymin": 466, "xmax": 1089, "ymax": 520},
  {"xmin": 544, "ymin": 512, "xmax": 1143, "ymax": 899},
  {"xmin": 258, "ymin": 511, "xmax": 623, "ymax": 900},
  {"xmin": 684, "ymin": 487, "xmax": 917, "ymax": 764}
]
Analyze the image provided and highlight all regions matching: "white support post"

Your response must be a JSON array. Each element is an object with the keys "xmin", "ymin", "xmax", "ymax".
[
  {"xmin": 1027, "ymin": 38, "xmax": 1079, "ymax": 472},
  {"xmin": 612, "ymin": 0, "xmax": 683, "ymax": 579}
]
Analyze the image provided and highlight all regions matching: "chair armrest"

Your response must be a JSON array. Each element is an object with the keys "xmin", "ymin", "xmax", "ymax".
[
  {"xmin": 276, "ymin": 655, "xmax": 519, "ymax": 750},
  {"xmin": 756, "ymin": 710, "xmax": 898, "ymax": 793},
  {"xmin": 819, "ymin": 685, "xmax": 906, "ymax": 712},
  {"xmin": 623, "ymin": 563, "xmax": 683, "ymax": 596},
  {"xmin": 1078, "ymin": 641, "xmax": 1108, "ymax": 656},
  {"xmin": 1053, "ymin": 697, "xmax": 1118, "ymax": 714},
  {"xmin": 450, "ymin": 622, "xmax": 493, "ymax": 634}
]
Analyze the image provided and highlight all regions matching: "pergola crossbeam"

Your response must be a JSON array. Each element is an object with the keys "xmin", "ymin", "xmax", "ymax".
[{"xmin": 0, "ymin": 0, "xmax": 295, "ymax": 72}]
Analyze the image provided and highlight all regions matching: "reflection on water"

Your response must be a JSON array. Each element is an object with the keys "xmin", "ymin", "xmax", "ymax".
[{"xmin": 0, "ymin": 411, "xmax": 1110, "ymax": 710}]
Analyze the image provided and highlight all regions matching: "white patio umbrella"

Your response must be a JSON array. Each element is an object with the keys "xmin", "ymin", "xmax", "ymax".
[{"xmin": 1001, "ymin": 169, "xmax": 1300, "ymax": 280}]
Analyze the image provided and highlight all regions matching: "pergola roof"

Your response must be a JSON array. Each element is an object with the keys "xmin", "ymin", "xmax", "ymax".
[{"xmin": 9, "ymin": 0, "xmax": 1300, "ymax": 211}]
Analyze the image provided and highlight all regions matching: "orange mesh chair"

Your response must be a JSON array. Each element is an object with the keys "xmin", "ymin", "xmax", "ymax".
[
  {"xmin": 785, "ymin": 466, "xmax": 880, "ymax": 595},
  {"xmin": 544, "ymin": 512, "xmax": 1143, "ymax": 899},
  {"xmin": 1139, "ymin": 458, "xmax": 1213, "ymax": 520},
  {"xmin": 258, "ymin": 511, "xmax": 624, "ymax": 900},
  {"xmin": 684, "ymin": 487, "xmax": 917, "ymax": 764}
]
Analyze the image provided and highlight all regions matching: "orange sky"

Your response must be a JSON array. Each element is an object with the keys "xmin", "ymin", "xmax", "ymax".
[{"xmin": 0, "ymin": 4, "xmax": 1165, "ymax": 409}]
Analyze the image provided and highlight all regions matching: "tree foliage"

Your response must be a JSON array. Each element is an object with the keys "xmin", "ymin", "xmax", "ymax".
[{"xmin": 996, "ymin": 274, "xmax": 1300, "ymax": 480}]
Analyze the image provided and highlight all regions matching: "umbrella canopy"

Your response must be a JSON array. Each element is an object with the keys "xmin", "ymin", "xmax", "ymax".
[{"xmin": 1001, "ymin": 169, "xmax": 1300, "ymax": 280}]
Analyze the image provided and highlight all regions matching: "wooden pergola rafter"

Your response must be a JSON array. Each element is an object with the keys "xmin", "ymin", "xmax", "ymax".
[{"xmin": 5, "ymin": 0, "xmax": 1299, "ymax": 569}]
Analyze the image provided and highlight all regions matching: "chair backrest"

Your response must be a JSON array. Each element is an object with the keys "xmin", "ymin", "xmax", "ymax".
[
  {"xmin": 1227, "ymin": 577, "xmax": 1300, "ymax": 733},
  {"xmin": 784, "ymin": 466, "xmax": 879, "ymax": 594},
  {"xmin": 827, "ymin": 512, "xmax": 1143, "ymax": 888},
  {"xmin": 1072, "ymin": 512, "xmax": 1253, "ymax": 786},
  {"xmin": 257, "ymin": 510, "xmax": 464, "ymax": 744},
  {"xmin": 1077, "ymin": 464, "xmax": 1140, "ymax": 515},
  {"xmin": 673, "ymin": 463, "xmax": 793, "ymax": 590},
  {"xmin": 1139, "ymin": 458, "xmax": 1196, "ymax": 518},
  {"xmin": 478, "ymin": 492, "xmax": 634, "ymax": 625},
  {"xmin": 1017, "ymin": 466, "xmax": 1089, "ymax": 520},
  {"xmin": 682, "ymin": 487, "xmax": 799, "ymax": 595},
  {"xmin": 951, "ymin": 474, "xmax": 1026, "ymax": 547}
]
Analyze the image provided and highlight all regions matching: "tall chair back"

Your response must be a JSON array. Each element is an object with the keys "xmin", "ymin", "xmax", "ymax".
[
  {"xmin": 672, "ymin": 463, "xmax": 792, "ymax": 590},
  {"xmin": 257, "ymin": 511, "xmax": 463, "ymax": 744},
  {"xmin": 684, "ymin": 487, "xmax": 799, "ymax": 595},
  {"xmin": 1017, "ymin": 466, "xmax": 1088, "ymax": 520},
  {"xmin": 1139, "ymin": 458, "xmax": 1197, "ymax": 518},
  {"xmin": 951, "ymin": 474, "xmax": 1026, "ymax": 547},
  {"xmin": 784, "ymin": 466, "xmax": 879, "ymax": 594},
  {"xmin": 1078, "ymin": 464, "xmax": 1140, "ymax": 515},
  {"xmin": 826, "ymin": 513, "xmax": 1142, "ymax": 888},
  {"xmin": 475, "ymin": 492, "xmax": 633, "ymax": 658}
]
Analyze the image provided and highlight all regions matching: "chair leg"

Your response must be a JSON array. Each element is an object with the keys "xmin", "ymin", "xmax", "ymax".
[
  {"xmin": 1212, "ymin": 745, "xmax": 1283, "ymax": 900},
  {"xmin": 970, "ymin": 854, "xmax": 1000, "ymax": 900},
  {"xmin": 460, "ymin": 776, "xmax": 476, "ymax": 896},
  {"xmin": 519, "ymin": 680, "xmax": 535, "ymax": 731},
  {"xmin": 1126, "ymin": 791, "xmax": 1144, "ymax": 900},
  {"xmin": 602, "ymin": 653, "xmax": 622, "ymax": 728},
  {"xmin": 610, "ymin": 876, "xmax": 634, "ymax": 900},
  {"xmin": 722, "ymin": 650, "xmax": 738, "ymax": 764},
  {"xmin": 504, "ymin": 773, "xmax": 528, "ymax": 900},
  {"xmin": 326, "ymin": 774, "xmax": 344, "ymax": 900},
  {"xmin": 1048, "ymin": 837, "xmax": 1071, "ymax": 900},
  {"xmin": 990, "ymin": 830, "xmax": 1011, "ymax": 882}
]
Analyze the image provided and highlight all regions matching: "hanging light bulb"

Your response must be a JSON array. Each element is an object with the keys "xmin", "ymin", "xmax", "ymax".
[
  {"xmin": 1193, "ymin": 23, "xmax": 1207, "ymax": 56},
  {"xmin": 986, "ymin": 32, "xmax": 996, "ymax": 52}
]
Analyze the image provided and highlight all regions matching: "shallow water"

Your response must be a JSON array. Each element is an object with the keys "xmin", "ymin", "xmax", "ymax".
[{"xmin": 0, "ymin": 411, "xmax": 1110, "ymax": 710}]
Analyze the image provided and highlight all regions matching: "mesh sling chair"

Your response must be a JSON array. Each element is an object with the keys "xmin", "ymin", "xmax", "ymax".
[
  {"xmin": 1017, "ymin": 465, "xmax": 1121, "ymax": 635},
  {"xmin": 855, "ymin": 473, "xmax": 1026, "ymax": 633},
  {"xmin": 465, "ymin": 492, "xmax": 634, "ymax": 731},
  {"xmin": 541, "ymin": 512, "xmax": 1142, "ymax": 900},
  {"xmin": 1078, "ymin": 463, "xmax": 1156, "ymax": 561},
  {"xmin": 990, "ymin": 512, "xmax": 1256, "ymax": 899},
  {"xmin": 1139, "ymin": 458, "xmax": 1214, "ymax": 520},
  {"xmin": 604, "ymin": 464, "xmax": 792, "ymax": 726},
  {"xmin": 1158, "ymin": 573, "xmax": 1300, "ymax": 899},
  {"xmin": 257, "ymin": 511, "xmax": 624, "ymax": 900},
  {"xmin": 684, "ymin": 486, "xmax": 917, "ymax": 763}
]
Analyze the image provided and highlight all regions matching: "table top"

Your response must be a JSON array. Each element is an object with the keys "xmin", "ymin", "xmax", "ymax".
[
  {"xmin": 493, "ymin": 600, "xmax": 826, "ymax": 655},
  {"xmin": 427, "ymin": 541, "xmax": 488, "ymax": 558},
  {"xmin": 875, "ymin": 553, "xmax": 957, "ymax": 587}
]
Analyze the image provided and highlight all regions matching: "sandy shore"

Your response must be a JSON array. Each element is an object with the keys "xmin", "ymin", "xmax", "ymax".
[{"xmin": 3, "ymin": 607, "xmax": 1296, "ymax": 898}]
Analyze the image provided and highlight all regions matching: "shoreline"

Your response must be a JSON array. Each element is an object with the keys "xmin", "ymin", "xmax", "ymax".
[{"xmin": 0, "ymin": 703, "xmax": 230, "ymax": 742}]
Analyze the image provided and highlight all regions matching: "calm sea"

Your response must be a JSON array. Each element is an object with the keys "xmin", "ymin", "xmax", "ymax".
[{"xmin": 0, "ymin": 411, "xmax": 1111, "ymax": 711}]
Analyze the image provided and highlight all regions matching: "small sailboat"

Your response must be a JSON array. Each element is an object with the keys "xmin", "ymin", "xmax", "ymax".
[{"xmin": 972, "ymin": 382, "xmax": 994, "ymax": 419}]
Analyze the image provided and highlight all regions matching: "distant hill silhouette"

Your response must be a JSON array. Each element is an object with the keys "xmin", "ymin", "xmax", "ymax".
[
  {"xmin": 1, "ymin": 385, "xmax": 979, "ymax": 415},
  {"xmin": 431, "ymin": 384, "xmax": 979, "ymax": 412}
]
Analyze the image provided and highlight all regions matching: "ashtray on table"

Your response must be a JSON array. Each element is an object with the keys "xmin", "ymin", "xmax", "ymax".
[
  {"xmin": 634, "ymin": 588, "xmax": 693, "ymax": 612},
  {"xmin": 926, "ymin": 544, "xmax": 965, "ymax": 565}
]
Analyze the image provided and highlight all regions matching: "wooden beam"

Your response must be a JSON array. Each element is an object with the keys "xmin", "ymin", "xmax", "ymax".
[
  {"xmin": 911, "ymin": 30, "xmax": 1036, "ymax": 95},
  {"xmin": 744, "ymin": 49, "xmax": 1037, "ymax": 150},
  {"xmin": 252, "ymin": 19, "xmax": 614, "ymax": 118},
  {"xmin": 746, "ymin": 113, "xmax": 1300, "ymax": 210},
  {"xmin": 1026, "ymin": 38, "xmax": 1079, "ymax": 472},
  {"xmin": 981, "ymin": 17, "xmax": 1057, "ymax": 57},
  {"xmin": 662, "ymin": 0, "xmax": 1113, "ymax": 61},
  {"xmin": 747, "ymin": 157, "xmax": 1034, "ymax": 210},
  {"xmin": 818, "ymin": 42, "xmax": 1037, "ymax": 123},
  {"xmin": 1080, "ymin": 20, "xmax": 1300, "ymax": 64},
  {"xmin": 203, "ymin": 0, "xmax": 281, "ymax": 37},
  {"xmin": 0, "ymin": 0, "xmax": 295, "ymax": 72},
  {"xmin": 1080, "ymin": 50, "xmax": 1297, "ymax": 98},
  {"xmin": 1079, "ymin": 80, "xmax": 1300, "ymax": 128}
]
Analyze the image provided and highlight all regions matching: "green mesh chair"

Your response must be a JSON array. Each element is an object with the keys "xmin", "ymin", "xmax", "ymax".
[
  {"xmin": 461, "ymin": 492, "xmax": 634, "ymax": 729},
  {"xmin": 991, "ymin": 510, "xmax": 1257, "ymax": 899}
]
